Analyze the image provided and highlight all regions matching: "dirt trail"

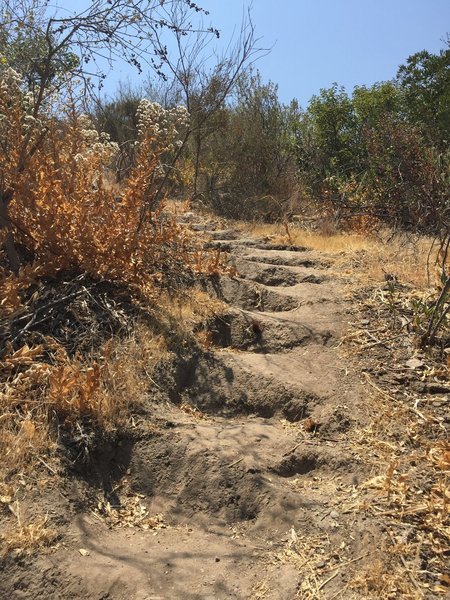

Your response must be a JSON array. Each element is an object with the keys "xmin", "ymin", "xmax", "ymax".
[{"xmin": 2, "ymin": 224, "xmax": 381, "ymax": 599}]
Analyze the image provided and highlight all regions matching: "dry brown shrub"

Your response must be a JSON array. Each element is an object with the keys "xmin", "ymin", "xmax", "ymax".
[
  {"xmin": 8, "ymin": 113, "xmax": 212, "ymax": 293},
  {"xmin": 0, "ymin": 72, "xmax": 228, "ymax": 554},
  {"xmin": 0, "ymin": 73, "xmax": 224, "ymax": 312}
]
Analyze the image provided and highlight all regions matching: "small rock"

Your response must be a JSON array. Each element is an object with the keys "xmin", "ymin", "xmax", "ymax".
[
  {"xmin": 215, "ymin": 557, "xmax": 220, "ymax": 562},
  {"xmin": 405, "ymin": 358, "xmax": 425, "ymax": 370},
  {"xmin": 330, "ymin": 510, "xmax": 339, "ymax": 520}
]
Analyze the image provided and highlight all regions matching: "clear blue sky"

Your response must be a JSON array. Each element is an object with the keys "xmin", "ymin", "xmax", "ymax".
[
  {"xmin": 58, "ymin": 0, "xmax": 449, "ymax": 107},
  {"xmin": 200, "ymin": 0, "xmax": 449, "ymax": 106}
]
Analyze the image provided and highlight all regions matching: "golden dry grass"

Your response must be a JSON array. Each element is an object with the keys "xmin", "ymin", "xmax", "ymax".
[
  {"xmin": 163, "ymin": 287, "xmax": 225, "ymax": 324},
  {"xmin": 348, "ymin": 380, "xmax": 450, "ymax": 598},
  {"xmin": 349, "ymin": 553, "xmax": 421, "ymax": 599},
  {"xmin": 0, "ymin": 510, "xmax": 57, "ymax": 557},
  {"xmin": 349, "ymin": 231, "xmax": 438, "ymax": 290},
  {"xmin": 242, "ymin": 222, "xmax": 438, "ymax": 290},
  {"xmin": 247, "ymin": 222, "xmax": 374, "ymax": 253},
  {"xmin": 338, "ymin": 282, "xmax": 449, "ymax": 596},
  {"xmin": 0, "ymin": 325, "xmax": 165, "ymax": 488}
]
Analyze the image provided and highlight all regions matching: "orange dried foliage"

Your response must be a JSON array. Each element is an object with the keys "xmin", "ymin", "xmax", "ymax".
[
  {"xmin": 0, "ymin": 264, "xmax": 47, "ymax": 315},
  {"xmin": 1, "ymin": 96, "xmax": 224, "ymax": 317},
  {"xmin": 10, "ymin": 117, "xmax": 185, "ymax": 287},
  {"xmin": 0, "ymin": 82, "xmax": 226, "ymax": 480}
]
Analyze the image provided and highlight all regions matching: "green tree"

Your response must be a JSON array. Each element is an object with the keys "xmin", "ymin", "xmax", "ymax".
[
  {"xmin": 196, "ymin": 70, "xmax": 299, "ymax": 219},
  {"xmin": 352, "ymin": 81, "xmax": 405, "ymax": 128},
  {"xmin": 307, "ymin": 85, "xmax": 358, "ymax": 177},
  {"xmin": 0, "ymin": 9, "xmax": 79, "ymax": 92},
  {"xmin": 294, "ymin": 84, "xmax": 359, "ymax": 206},
  {"xmin": 397, "ymin": 46, "xmax": 450, "ymax": 146}
]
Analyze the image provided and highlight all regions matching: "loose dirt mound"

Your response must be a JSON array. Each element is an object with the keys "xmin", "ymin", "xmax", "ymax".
[{"xmin": 1, "ymin": 220, "xmax": 385, "ymax": 600}]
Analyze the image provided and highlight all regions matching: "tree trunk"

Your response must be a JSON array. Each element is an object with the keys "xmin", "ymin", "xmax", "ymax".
[
  {"xmin": 0, "ymin": 190, "xmax": 20, "ymax": 274},
  {"xmin": 193, "ymin": 132, "xmax": 202, "ymax": 197}
]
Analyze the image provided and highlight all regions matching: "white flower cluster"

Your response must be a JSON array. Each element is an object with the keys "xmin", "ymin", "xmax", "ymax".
[
  {"xmin": 0, "ymin": 68, "xmax": 45, "ymax": 146},
  {"xmin": 76, "ymin": 115, "xmax": 119, "ymax": 164},
  {"xmin": 0, "ymin": 66, "xmax": 22, "ymax": 90},
  {"xmin": 136, "ymin": 100, "xmax": 190, "ymax": 154}
]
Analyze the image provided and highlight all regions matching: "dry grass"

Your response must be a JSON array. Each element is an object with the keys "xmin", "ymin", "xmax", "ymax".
[
  {"xmin": 247, "ymin": 222, "xmax": 374, "ymax": 253},
  {"xmin": 163, "ymin": 287, "xmax": 225, "ymax": 325},
  {"xmin": 0, "ymin": 286, "xmax": 225, "ymax": 555},
  {"xmin": 349, "ymin": 382, "xmax": 450, "ymax": 597},
  {"xmin": 349, "ymin": 552, "xmax": 422, "ymax": 599},
  {"xmin": 93, "ymin": 493, "xmax": 167, "ymax": 531},
  {"xmin": 341, "ymin": 291, "xmax": 449, "ymax": 596},
  {"xmin": 164, "ymin": 197, "xmax": 193, "ymax": 216},
  {"xmin": 259, "ymin": 525, "xmax": 411, "ymax": 599},
  {"xmin": 349, "ymin": 231, "xmax": 438, "ymax": 290},
  {"xmin": 94, "ymin": 322, "xmax": 169, "ymax": 421},
  {"xmin": 0, "ymin": 325, "xmax": 166, "ymax": 486},
  {"xmin": 1, "ymin": 508, "xmax": 57, "ymax": 557},
  {"xmin": 0, "ymin": 287, "xmax": 222, "ymax": 469},
  {"xmin": 241, "ymin": 222, "xmax": 437, "ymax": 290}
]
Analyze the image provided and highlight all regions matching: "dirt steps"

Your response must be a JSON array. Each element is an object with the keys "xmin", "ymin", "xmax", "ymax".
[
  {"xmin": 201, "ymin": 276, "xmax": 300, "ymax": 312},
  {"xmin": 2, "ymin": 223, "xmax": 376, "ymax": 600},
  {"xmin": 232, "ymin": 256, "xmax": 327, "ymax": 285}
]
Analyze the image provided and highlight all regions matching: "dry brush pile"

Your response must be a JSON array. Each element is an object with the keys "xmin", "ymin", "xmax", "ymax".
[{"xmin": 0, "ymin": 67, "xmax": 225, "ymax": 526}]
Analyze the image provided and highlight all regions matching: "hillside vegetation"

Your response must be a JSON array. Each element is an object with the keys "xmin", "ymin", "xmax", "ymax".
[{"xmin": 0, "ymin": 2, "xmax": 449, "ymax": 598}]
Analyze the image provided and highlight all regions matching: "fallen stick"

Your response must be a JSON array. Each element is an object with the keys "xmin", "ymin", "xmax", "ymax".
[
  {"xmin": 227, "ymin": 457, "xmax": 244, "ymax": 468},
  {"xmin": 323, "ymin": 553, "xmax": 369, "ymax": 573},
  {"xmin": 37, "ymin": 456, "xmax": 58, "ymax": 476},
  {"xmin": 361, "ymin": 333, "xmax": 404, "ymax": 349},
  {"xmin": 318, "ymin": 570, "xmax": 339, "ymax": 591},
  {"xmin": 283, "ymin": 441, "xmax": 304, "ymax": 456},
  {"xmin": 283, "ymin": 437, "xmax": 341, "ymax": 456}
]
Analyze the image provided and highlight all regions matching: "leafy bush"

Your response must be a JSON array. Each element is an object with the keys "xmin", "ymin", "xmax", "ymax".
[
  {"xmin": 294, "ymin": 60, "xmax": 449, "ymax": 236},
  {"xmin": 397, "ymin": 46, "xmax": 450, "ymax": 148},
  {"xmin": 192, "ymin": 71, "xmax": 300, "ymax": 220}
]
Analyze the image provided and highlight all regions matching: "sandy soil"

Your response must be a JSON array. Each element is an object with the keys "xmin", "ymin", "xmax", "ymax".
[{"xmin": 0, "ymin": 223, "xmax": 386, "ymax": 599}]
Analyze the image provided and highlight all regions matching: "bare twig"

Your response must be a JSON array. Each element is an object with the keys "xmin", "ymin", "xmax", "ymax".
[
  {"xmin": 36, "ymin": 456, "xmax": 58, "ymax": 476},
  {"xmin": 227, "ymin": 457, "xmax": 244, "ymax": 468},
  {"xmin": 318, "ymin": 570, "xmax": 339, "ymax": 591}
]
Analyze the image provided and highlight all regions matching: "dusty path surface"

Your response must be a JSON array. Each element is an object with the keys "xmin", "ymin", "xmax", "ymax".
[{"xmin": 2, "ymin": 224, "xmax": 382, "ymax": 599}]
